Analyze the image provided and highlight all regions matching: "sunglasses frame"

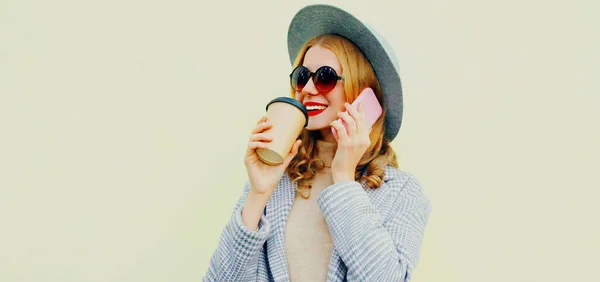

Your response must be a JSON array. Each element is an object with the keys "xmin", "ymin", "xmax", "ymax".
[{"xmin": 289, "ymin": 65, "xmax": 345, "ymax": 93}]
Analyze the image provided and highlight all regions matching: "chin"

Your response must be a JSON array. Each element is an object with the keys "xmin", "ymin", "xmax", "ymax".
[
  {"xmin": 305, "ymin": 109, "xmax": 337, "ymax": 131},
  {"xmin": 306, "ymin": 119, "xmax": 334, "ymax": 131}
]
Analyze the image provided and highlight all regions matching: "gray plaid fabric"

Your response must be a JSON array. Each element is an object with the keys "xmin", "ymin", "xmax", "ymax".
[{"xmin": 204, "ymin": 166, "xmax": 431, "ymax": 281}]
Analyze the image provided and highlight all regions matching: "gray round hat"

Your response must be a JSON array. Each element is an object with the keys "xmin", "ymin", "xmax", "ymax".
[{"xmin": 287, "ymin": 4, "xmax": 404, "ymax": 141}]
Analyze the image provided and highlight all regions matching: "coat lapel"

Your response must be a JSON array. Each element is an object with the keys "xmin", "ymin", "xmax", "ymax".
[
  {"xmin": 264, "ymin": 175, "xmax": 295, "ymax": 282},
  {"xmin": 324, "ymin": 166, "xmax": 396, "ymax": 281}
]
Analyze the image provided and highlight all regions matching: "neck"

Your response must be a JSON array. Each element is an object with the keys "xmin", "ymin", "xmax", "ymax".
[
  {"xmin": 319, "ymin": 128, "xmax": 337, "ymax": 142},
  {"xmin": 315, "ymin": 139, "xmax": 336, "ymax": 168}
]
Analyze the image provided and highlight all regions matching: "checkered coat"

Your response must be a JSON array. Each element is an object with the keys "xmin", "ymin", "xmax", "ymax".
[{"xmin": 204, "ymin": 166, "xmax": 431, "ymax": 281}]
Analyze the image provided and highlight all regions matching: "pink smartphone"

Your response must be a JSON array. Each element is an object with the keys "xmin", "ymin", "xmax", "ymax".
[{"xmin": 332, "ymin": 87, "xmax": 383, "ymax": 140}]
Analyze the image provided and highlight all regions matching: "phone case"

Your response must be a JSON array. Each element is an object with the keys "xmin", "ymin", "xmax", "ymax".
[{"xmin": 332, "ymin": 87, "xmax": 383, "ymax": 140}]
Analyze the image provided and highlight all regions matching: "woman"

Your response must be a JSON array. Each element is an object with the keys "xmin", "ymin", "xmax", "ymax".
[{"xmin": 204, "ymin": 4, "xmax": 431, "ymax": 282}]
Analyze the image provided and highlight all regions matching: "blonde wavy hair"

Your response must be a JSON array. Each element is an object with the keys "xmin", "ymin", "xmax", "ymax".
[{"xmin": 286, "ymin": 34, "xmax": 398, "ymax": 193}]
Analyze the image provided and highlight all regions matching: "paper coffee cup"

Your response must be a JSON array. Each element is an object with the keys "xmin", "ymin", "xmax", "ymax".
[{"xmin": 256, "ymin": 97, "xmax": 308, "ymax": 165}]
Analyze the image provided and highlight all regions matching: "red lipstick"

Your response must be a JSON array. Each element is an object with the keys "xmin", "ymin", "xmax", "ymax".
[{"xmin": 304, "ymin": 102, "xmax": 329, "ymax": 117}]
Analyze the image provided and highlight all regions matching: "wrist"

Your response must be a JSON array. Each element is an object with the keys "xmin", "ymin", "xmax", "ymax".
[
  {"xmin": 247, "ymin": 189, "xmax": 272, "ymax": 205},
  {"xmin": 241, "ymin": 190, "xmax": 271, "ymax": 231}
]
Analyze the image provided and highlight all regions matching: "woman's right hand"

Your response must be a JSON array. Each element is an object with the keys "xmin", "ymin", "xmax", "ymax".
[{"xmin": 244, "ymin": 116, "xmax": 302, "ymax": 196}]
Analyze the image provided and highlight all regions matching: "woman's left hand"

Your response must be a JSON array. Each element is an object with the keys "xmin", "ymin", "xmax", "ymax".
[{"xmin": 330, "ymin": 102, "xmax": 371, "ymax": 183}]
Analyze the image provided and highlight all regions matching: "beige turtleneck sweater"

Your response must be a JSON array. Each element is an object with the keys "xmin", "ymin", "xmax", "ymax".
[{"xmin": 284, "ymin": 140, "xmax": 336, "ymax": 282}]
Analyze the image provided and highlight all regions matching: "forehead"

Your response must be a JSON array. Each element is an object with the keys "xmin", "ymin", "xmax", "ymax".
[{"xmin": 302, "ymin": 45, "xmax": 342, "ymax": 73}]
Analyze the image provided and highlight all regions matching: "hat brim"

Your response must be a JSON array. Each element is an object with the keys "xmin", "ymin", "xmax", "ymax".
[{"xmin": 287, "ymin": 4, "xmax": 403, "ymax": 141}]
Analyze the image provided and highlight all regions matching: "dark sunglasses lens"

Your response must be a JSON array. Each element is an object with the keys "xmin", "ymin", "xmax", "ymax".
[
  {"xmin": 314, "ymin": 66, "xmax": 339, "ymax": 92},
  {"xmin": 291, "ymin": 66, "xmax": 310, "ymax": 91}
]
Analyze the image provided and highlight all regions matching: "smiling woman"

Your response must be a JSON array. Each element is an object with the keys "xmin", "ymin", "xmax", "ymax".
[
  {"xmin": 203, "ymin": 4, "xmax": 431, "ymax": 282},
  {"xmin": 295, "ymin": 45, "xmax": 349, "ymax": 135},
  {"xmin": 287, "ymin": 36, "xmax": 393, "ymax": 195}
]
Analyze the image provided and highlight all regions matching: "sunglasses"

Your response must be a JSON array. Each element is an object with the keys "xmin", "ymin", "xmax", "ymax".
[{"xmin": 289, "ymin": 65, "xmax": 344, "ymax": 93}]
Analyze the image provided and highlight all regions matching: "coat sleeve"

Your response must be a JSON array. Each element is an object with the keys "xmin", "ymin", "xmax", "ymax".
[
  {"xmin": 203, "ymin": 181, "xmax": 271, "ymax": 282},
  {"xmin": 317, "ymin": 171, "xmax": 431, "ymax": 282}
]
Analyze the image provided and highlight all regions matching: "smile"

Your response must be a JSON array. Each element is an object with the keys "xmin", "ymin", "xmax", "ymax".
[{"xmin": 304, "ymin": 102, "xmax": 329, "ymax": 117}]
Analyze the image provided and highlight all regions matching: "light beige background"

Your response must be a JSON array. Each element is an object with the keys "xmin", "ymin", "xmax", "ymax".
[{"xmin": 1, "ymin": 0, "xmax": 598, "ymax": 281}]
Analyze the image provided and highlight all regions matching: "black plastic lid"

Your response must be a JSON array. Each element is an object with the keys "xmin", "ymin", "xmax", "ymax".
[{"xmin": 265, "ymin": 97, "xmax": 308, "ymax": 127}]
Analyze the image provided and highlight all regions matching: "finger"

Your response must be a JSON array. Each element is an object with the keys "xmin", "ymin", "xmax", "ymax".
[
  {"xmin": 331, "ymin": 127, "xmax": 339, "ymax": 142},
  {"xmin": 245, "ymin": 141, "xmax": 268, "ymax": 157},
  {"xmin": 337, "ymin": 111, "xmax": 356, "ymax": 136},
  {"xmin": 330, "ymin": 120, "xmax": 349, "ymax": 143},
  {"xmin": 256, "ymin": 116, "xmax": 268, "ymax": 125},
  {"xmin": 249, "ymin": 133, "xmax": 273, "ymax": 142},
  {"xmin": 346, "ymin": 102, "xmax": 366, "ymax": 133},
  {"xmin": 251, "ymin": 121, "xmax": 273, "ymax": 134},
  {"xmin": 283, "ymin": 139, "xmax": 302, "ymax": 167}
]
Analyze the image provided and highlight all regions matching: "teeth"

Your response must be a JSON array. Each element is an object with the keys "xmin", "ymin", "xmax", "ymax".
[{"xmin": 306, "ymin": 105, "xmax": 327, "ymax": 111}]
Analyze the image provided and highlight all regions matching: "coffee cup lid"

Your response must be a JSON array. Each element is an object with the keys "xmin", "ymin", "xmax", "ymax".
[{"xmin": 266, "ymin": 97, "xmax": 308, "ymax": 127}]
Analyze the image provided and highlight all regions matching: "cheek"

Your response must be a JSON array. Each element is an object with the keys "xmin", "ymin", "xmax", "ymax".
[
  {"xmin": 330, "ymin": 91, "xmax": 347, "ymax": 111},
  {"xmin": 328, "ymin": 105, "xmax": 344, "ymax": 118},
  {"xmin": 325, "ymin": 103, "xmax": 344, "ymax": 120}
]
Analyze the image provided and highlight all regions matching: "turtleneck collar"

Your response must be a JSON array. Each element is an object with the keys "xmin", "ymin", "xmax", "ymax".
[{"xmin": 315, "ymin": 139, "xmax": 336, "ymax": 167}]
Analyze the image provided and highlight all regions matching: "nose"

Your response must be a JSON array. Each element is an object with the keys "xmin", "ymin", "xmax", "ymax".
[{"xmin": 301, "ymin": 77, "xmax": 319, "ymax": 96}]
